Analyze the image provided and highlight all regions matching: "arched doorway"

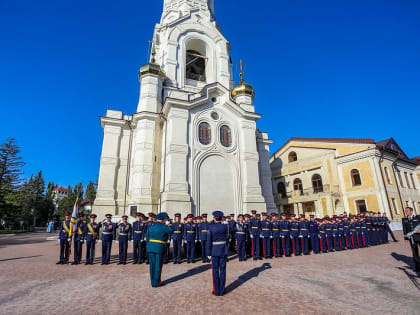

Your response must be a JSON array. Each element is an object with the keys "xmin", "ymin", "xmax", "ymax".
[{"xmin": 199, "ymin": 155, "xmax": 235, "ymax": 215}]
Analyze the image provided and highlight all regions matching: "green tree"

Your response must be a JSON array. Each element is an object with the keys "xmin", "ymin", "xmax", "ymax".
[
  {"xmin": 0, "ymin": 138, "xmax": 25, "ymax": 228},
  {"xmin": 85, "ymin": 181, "xmax": 97, "ymax": 201}
]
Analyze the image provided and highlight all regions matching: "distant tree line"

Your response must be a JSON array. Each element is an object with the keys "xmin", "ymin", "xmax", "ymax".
[{"xmin": 0, "ymin": 138, "xmax": 96, "ymax": 230}]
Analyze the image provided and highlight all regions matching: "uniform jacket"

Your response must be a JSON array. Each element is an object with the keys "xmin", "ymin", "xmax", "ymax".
[
  {"xmin": 171, "ymin": 222, "xmax": 184, "ymax": 241},
  {"xmin": 146, "ymin": 222, "xmax": 173, "ymax": 254},
  {"xmin": 207, "ymin": 222, "xmax": 229, "ymax": 257},
  {"xmin": 299, "ymin": 220, "xmax": 309, "ymax": 237},
  {"xmin": 84, "ymin": 222, "xmax": 100, "ymax": 242},
  {"xmin": 308, "ymin": 220, "xmax": 318, "ymax": 235},
  {"xmin": 184, "ymin": 222, "xmax": 198, "ymax": 241},
  {"xmin": 260, "ymin": 220, "xmax": 272, "ymax": 238},
  {"xmin": 280, "ymin": 220, "xmax": 290, "ymax": 237},
  {"xmin": 101, "ymin": 222, "xmax": 116, "ymax": 241},
  {"xmin": 59, "ymin": 220, "xmax": 71, "ymax": 240},
  {"xmin": 199, "ymin": 222, "xmax": 210, "ymax": 241},
  {"xmin": 118, "ymin": 222, "xmax": 132, "ymax": 241},
  {"xmin": 402, "ymin": 215, "xmax": 420, "ymax": 242},
  {"xmin": 131, "ymin": 221, "xmax": 146, "ymax": 241}
]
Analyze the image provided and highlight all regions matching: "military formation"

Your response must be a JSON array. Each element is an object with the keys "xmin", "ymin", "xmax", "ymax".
[{"xmin": 57, "ymin": 210, "xmax": 397, "ymax": 266}]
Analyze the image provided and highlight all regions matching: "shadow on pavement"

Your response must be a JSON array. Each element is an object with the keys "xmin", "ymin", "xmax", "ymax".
[
  {"xmin": 224, "ymin": 263, "xmax": 272, "ymax": 294},
  {"xmin": 391, "ymin": 252, "xmax": 415, "ymax": 269},
  {"xmin": 0, "ymin": 255, "xmax": 43, "ymax": 262},
  {"xmin": 162, "ymin": 264, "xmax": 212, "ymax": 286}
]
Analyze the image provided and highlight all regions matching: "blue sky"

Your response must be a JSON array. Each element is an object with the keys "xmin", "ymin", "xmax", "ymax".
[{"xmin": 0, "ymin": 0, "xmax": 419, "ymax": 188}]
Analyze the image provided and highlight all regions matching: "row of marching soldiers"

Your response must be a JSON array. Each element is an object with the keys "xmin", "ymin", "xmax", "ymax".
[{"xmin": 57, "ymin": 209, "xmax": 397, "ymax": 265}]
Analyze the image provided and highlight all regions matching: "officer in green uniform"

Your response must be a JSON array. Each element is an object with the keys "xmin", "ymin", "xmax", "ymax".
[{"xmin": 146, "ymin": 212, "xmax": 173, "ymax": 287}]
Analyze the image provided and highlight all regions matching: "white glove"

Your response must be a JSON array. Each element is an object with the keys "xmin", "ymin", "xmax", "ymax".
[
  {"xmin": 299, "ymin": 235, "xmax": 303, "ymax": 238},
  {"xmin": 290, "ymin": 236, "xmax": 293, "ymax": 239},
  {"xmin": 167, "ymin": 240, "xmax": 170, "ymax": 244},
  {"xmin": 129, "ymin": 240, "xmax": 133, "ymax": 243},
  {"xmin": 80, "ymin": 240, "xmax": 84, "ymax": 243},
  {"xmin": 207, "ymin": 256, "xmax": 211, "ymax": 260},
  {"xmin": 270, "ymin": 236, "xmax": 273, "ymax": 239},
  {"xmin": 67, "ymin": 238, "xmax": 71, "ymax": 242},
  {"xmin": 250, "ymin": 234, "xmax": 253, "ymax": 239},
  {"xmin": 183, "ymin": 240, "xmax": 186, "ymax": 243},
  {"xmin": 165, "ymin": 221, "xmax": 170, "ymax": 226}
]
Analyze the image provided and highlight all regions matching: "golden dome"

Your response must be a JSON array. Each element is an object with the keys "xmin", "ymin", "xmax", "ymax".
[
  {"xmin": 231, "ymin": 59, "xmax": 255, "ymax": 99},
  {"xmin": 231, "ymin": 80, "xmax": 255, "ymax": 99}
]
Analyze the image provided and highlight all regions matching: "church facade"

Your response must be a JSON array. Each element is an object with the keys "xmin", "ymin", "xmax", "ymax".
[{"xmin": 93, "ymin": 0, "xmax": 276, "ymax": 219}]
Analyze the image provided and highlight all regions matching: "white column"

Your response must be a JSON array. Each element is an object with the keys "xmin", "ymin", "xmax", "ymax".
[
  {"xmin": 240, "ymin": 120, "xmax": 265, "ymax": 212},
  {"xmin": 161, "ymin": 108, "xmax": 191, "ymax": 217}
]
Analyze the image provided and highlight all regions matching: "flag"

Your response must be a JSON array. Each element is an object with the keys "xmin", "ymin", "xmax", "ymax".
[{"xmin": 69, "ymin": 198, "xmax": 79, "ymax": 237}]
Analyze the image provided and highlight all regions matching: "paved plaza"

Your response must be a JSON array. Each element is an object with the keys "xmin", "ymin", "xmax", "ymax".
[{"xmin": 0, "ymin": 231, "xmax": 419, "ymax": 315}]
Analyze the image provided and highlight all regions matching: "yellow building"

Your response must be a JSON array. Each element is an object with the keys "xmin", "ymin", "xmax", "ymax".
[{"xmin": 270, "ymin": 137, "xmax": 420, "ymax": 221}]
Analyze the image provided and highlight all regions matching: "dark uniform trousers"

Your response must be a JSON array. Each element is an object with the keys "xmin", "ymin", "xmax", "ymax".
[
  {"xmin": 86, "ymin": 241, "xmax": 96, "ymax": 264},
  {"xmin": 60, "ymin": 239, "xmax": 71, "ymax": 263},
  {"xmin": 133, "ymin": 240, "xmax": 144, "ymax": 263}
]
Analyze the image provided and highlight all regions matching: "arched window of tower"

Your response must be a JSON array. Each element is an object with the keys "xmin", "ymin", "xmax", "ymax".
[{"xmin": 185, "ymin": 39, "xmax": 208, "ymax": 83}]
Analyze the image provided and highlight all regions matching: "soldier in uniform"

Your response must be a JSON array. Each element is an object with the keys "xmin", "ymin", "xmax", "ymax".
[
  {"xmin": 132, "ymin": 212, "xmax": 146, "ymax": 264},
  {"xmin": 383, "ymin": 213, "xmax": 398, "ymax": 242},
  {"xmin": 318, "ymin": 219, "xmax": 328, "ymax": 253},
  {"xmin": 280, "ymin": 213, "xmax": 291, "ymax": 256},
  {"xmin": 146, "ymin": 212, "xmax": 173, "ymax": 287},
  {"xmin": 235, "ymin": 214, "xmax": 248, "ymax": 261},
  {"xmin": 228, "ymin": 214, "xmax": 236, "ymax": 253},
  {"xmin": 308, "ymin": 215, "xmax": 319, "ymax": 254},
  {"xmin": 324, "ymin": 217, "xmax": 333, "ymax": 252},
  {"xmin": 85, "ymin": 214, "xmax": 100, "ymax": 265},
  {"xmin": 184, "ymin": 214, "xmax": 198, "ymax": 263},
  {"xmin": 172, "ymin": 213, "xmax": 184, "ymax": 264},
  {"xmin": 250, "ymin": 212, "xmax": 262, "ymax": 260},
  {"xmin": 244, "ymin": 214, "xmax": 252, "ymax": 257},
  {"xmin": 118, "ymin": 215, "xmax": 131, "ymax": 265},
  {"xmin": 207, "ymin": 210, "xmax": 229, "ymax": 296},
  {"xmin": 271, "ymin": 213, "xmax": 282, "ymax": 258},
  {"xmin": 337, "ymin": 216, "xmax": 345, "ymax": 250},
  {"xmin": 72, "ymin": 213, "xmax": 86, "ymax": 265},
  {"xmin": 101, "ymin": 214, "xmax": 116, "ymax": 265},
  {"xmin": 199, "ymin": 214, "xmax": 210, "ymax": 263},
  {"xmin": 260, "ymin": 213, "xmax": 272, "ymax": 259},
  {"xmin": 343, "ymin": 216, "xmax": 351, "ymax": 249},
  {"xmin": 402, "ymin": 207, "xmax": 420, "ymax": 271},
  {"xmin": 349, "ymin": 217, "xmax": 357, "ymax": 249},
  {"xmin": 290, "ymin": 214, "xmax": 301, "ymax": 255},
  {"xmin": 299, "ymin": 214, "xmax": 310, "ymax": 255},
  {"xmin": 56, "ymin": 212, "xmax": 72, "ymax": 264}
]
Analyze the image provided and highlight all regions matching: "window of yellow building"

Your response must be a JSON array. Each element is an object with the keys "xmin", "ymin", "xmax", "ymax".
[
  {"xmin": 405, "ymin": 172, "xmax": 411, "ymax": 189},
  {"xmin": 355, "ymin": 200, "xmax": 367, "ymax": 213},
  {"xmin": 391, "ymin": 198, "xmax": 400, "ymax": 215},
  {"xmin": 384, "ymin": 167, "xmax": 392, "ymax": 185},
  {"xmin": 293, "ymin": 178, "xmax": 303, "ymax": 195},
  {"xmin": 288, "ymin": 151, "xmax": 297, "ymax": 163},
  {"xmin": 410, "ymin": 174, "xmax": 416, "ymax": 189},
  {"xmin": 312, "ymin": 174, "xmax": 323, "ymax": 193},
  {"xmin": 397, "ymin": 171, "xmax": 404, "ymax": 188},
  {"xmin": 351, "ymin": 169, "xmax": 362, "ymax": 186}
]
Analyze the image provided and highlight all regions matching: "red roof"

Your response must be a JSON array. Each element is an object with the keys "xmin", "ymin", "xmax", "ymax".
[{"xmin": 54, "ymin": 187, "xmax": 68, "ymax": 193}]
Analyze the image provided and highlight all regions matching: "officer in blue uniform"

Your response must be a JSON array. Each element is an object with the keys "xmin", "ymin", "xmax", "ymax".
[
  {"xmin": 318, "ymin": 219, "xmax": 328, "ymax": 253},
  {"xmin": 146, "ymin": 212, "xmax": 173, "ymax": 287},
  {"xmin": 235, "ymin": 214, "xmax": 248, "ymax": 261},
  {"xmin": 343, "ymin": 216, "xmax": 351, "ymax": 249},
  {"xmin": 184, "ymin": 214, "xmax": 198, "ymax": 263},
  {"xmin": 271, "ymin": 213, "xmax": 282, "ymax": 258},
  {"xmin": 332, "ymin": 217, "xmax": 340, "ymax": 251},
  {"xmin": 280, "ymin": 213, "xmax": 291, "ymax": 256},
  {"xmin": 349, "ymin": 217, "xmax": 357, "ymax": 249},
  {"xmin": 101, "ymin": 214, "xmax": 116, "ymax": 265},
  {"xmin": 85, "ymin": 214, "xmax": 100, "ymax": 265},
  {"xmin": 207, "ymin": 210, "xmax": 229, "ymax": 296},
  {"xmin": 260, "ymin": 212, "xmax": 272, "ymax": 259},
  {"xmin": 325, "ymin": 217, "xmax": 334, "ymax": 252},
  {"xmin": 299, "ymin": 214, "xmax": 310, "ymax": 255},
  {"xmin": 228, "ymin": 214, "xmax": 236, "ymax": 253},
  {"xmin": 56, "ymin": 212, "xmax": 72, "ymax": 264},
  {"xmin": 118, "ymin": 215, "xmax": 131, "ymax": 265},
  {"xmin": 338, "ymin": 217, "xmax": 346, "ymax": 250},
  {"xmin": 199, "ymin": 214, "xmax": 211, "ymax": 263},
  {"xmin": 72, "ymin": 213, "xmax": 86, "ymax": 265},
  {"xmin": 244, "ymin": 214, "xmax": 252, "ymax": 258},
  {"xmin": 132, "ymin": 212, "xmax": 146, "ymax": 264},
  {"xmin": 171, "ymin": 213, "xmax": 184, "ymax": 264},
  {"xmin": 290, "ymin": 214, "xmax": 301, "ymax": 255},
  {"xmin": 308, "ymin": 215, "xmax": 319, "ymax": 254},
  {"xmin": 250, "ymin": 211, "xmax": 262, "ymax": 260}
]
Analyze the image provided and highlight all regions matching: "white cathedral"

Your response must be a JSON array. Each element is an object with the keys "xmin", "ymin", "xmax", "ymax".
[{"xmin": 93, "ymin": 0, "xmax": 277, "ymax": 219}]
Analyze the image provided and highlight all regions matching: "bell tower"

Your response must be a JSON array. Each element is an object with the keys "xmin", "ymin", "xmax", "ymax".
[{"xmin": 163, "ymin": 0, "xmax": 215, "ymax": 18}]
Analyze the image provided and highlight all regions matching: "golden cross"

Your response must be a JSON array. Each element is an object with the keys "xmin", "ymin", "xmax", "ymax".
[{"xmin": 236, "ymin": 59, "xmax": 246, "ymax": 83}]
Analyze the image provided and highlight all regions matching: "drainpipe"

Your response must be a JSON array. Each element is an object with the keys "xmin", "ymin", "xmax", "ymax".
[
  {"xmin": 159, "ymin": 113, "xmax": 168, "ymax": 212},
  {"xmin": 390, "ymin": 151, "xmax": 405, "ymax": 218},
  {"xmin": 378, "ymin": 147, "xmax": 394, "ymax": 220}
]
